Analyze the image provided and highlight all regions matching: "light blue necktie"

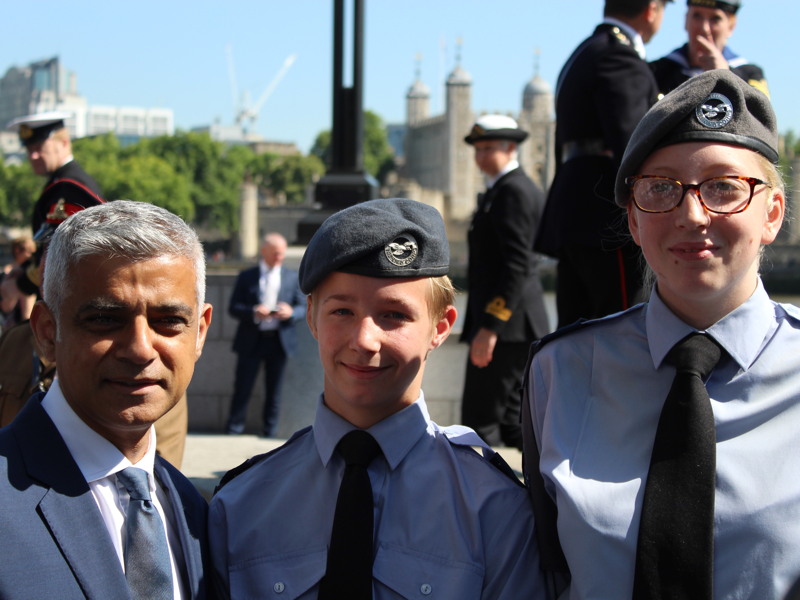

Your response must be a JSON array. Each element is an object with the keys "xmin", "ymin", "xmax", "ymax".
[{"xmin": 117, "ymin": 467, "xmax": 174, "ymax": 600}]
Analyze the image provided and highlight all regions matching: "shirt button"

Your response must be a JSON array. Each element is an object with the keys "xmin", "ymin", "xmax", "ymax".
[
  {"xmin": 273, "ymin": 581, "xmax": 285, "ymax": 593},
  {"xmin": 420, "ymin": 583, "xmax": 432, "ymax": 595}
]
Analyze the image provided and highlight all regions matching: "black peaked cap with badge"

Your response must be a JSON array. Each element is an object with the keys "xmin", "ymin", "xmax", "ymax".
[
  {"xmin": 464, "ymin": 114, "xmax": 528, "ymax": 145},
  {"xmin": 687, "ymin": 0, "xmax": 740, "ymax": 14},
  {"xmin": 615, "ymin": 68, "xmax": 777, "ymax": 206},
  {"xmin": 298, "ymin": 198, "xmax": 450, "ymax": 294}
]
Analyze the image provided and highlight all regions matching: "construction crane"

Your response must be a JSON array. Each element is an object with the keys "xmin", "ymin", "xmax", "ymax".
[{"xmin": 226, "ymin": 46, "xmax": 297, "ymax": 136}]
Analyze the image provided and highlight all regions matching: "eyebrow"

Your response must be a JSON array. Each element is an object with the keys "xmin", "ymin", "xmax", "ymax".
[{"xmin": 77, "ymin": 299, "xmax": 195, "ymax": 317}]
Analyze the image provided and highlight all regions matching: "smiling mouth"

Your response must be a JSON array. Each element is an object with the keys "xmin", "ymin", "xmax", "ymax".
[{"xmin": 343, "ymin": 363, "xmax": 387, "ymax": 378}]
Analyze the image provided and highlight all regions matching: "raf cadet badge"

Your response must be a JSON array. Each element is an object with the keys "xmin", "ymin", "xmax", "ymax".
[
  {"xmin": 696, "ymin": 93, "xmax": 733, "ymax": 129},
  {"xmin": 384, "ymin": 236, "xmax": 418, "ymax": 267}
]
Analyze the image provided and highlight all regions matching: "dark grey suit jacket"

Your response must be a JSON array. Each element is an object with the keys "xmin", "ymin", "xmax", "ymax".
[{"xmin": 0, "ymin": 396, "xmax": 211, "ymax": 599}]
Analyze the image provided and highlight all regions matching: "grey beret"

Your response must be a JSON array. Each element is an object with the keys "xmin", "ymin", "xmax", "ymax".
[
  {"xmin": 615, "ymin": 68, "xmax": 777, "ymax": 206},
  {"xmin": 298, "ymin": 198, "xmax": 450, "ymax": 294}
]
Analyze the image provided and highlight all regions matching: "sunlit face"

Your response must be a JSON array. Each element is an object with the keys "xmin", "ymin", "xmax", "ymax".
[
  {"xmin": 307, "ymin": 272, "xmax": 456, "ymax": 429},
  {"xmin": 473, "ymin": 140, "xmax": 515, "ymax": 178},
  {"xmin": 31, "ymin": 254, "xmax": 212, "ymax": 454},
  {"xmin": 26, "ymin": 135, "xmax": 70, "ymax": 176},
  {"xmin": 627, "ymin": 142, "xmax": 783, "ymax": 327},
  {"xmin": 685, "ymin": 6, "xmax": 736, "ymax": 59}
]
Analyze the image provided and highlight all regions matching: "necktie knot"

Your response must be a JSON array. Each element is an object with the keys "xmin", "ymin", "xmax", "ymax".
[
  {"xmin": 337, "ymin": 430, "xmax": 381, "ymax": 468},
  {"xmin": 666, "ymin": 333, "xmax": 722, "ymax": 380},
  {"xmin": 117, "ymin": 467, "xmax": 151, "ymax": 502}
]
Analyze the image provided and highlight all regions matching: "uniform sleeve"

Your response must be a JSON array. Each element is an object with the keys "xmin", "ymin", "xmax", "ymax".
[
  {"xmin": 479, "ymin": 480, "xmax": 548, "ymax": 600},
  {"xmin": 228, "ymin": 270, "xmax": 256, "ymax": 321},
  {"xmin": 207, "ymin": 498, "xmax": 232, "ymax": 600},
  {"xmin": 594, "ymin": 48, "xmax": 657, "ymax": 162},
  {"xmin": 480, "ymin": 180, "xmax": 541, "ymax": 333}
]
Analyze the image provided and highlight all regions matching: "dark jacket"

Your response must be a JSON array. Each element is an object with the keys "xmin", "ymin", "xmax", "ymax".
[
  {"xmin": 462, "ymin": 167, "xmax": 550, "ymax": 344},
  {"xmin": 535, "ymin": 23, "xmax": 659, "ymax": 255}
]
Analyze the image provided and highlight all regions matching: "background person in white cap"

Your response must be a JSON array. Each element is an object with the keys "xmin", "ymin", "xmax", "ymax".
[
  {"xmin": 650, "ymin": 0, "xmax": 769, "ymax": 96},
  {"xmin": 535, "ymin": 0, "xmax": 672, "ymax": 329},
  {"xmin": 461, "ymin": 114, "xmax": 549, "ymax": 451},
  {"xmin": 523, "ymin": 69, "xmax": 799, "ymax": 599}
]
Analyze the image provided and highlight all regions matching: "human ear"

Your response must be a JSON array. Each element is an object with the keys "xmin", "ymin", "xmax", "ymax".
[
  {"xmin": 30, "ymin": 301, "xmax": 57, "ymax": 363},
  {"xmin": 627, "ymin": 204, "xmax": 643, "ymax": 247},
  {"xmin": 761, "ymin": 189, "xmax": 785, "ymax": 245},
  {"xmin": 305, "ymin": 295, "xmax": 318, "ymax": 340},
  {"xmin": 429, "ymin": 305, "xmax": 457, "ymax": 350}
]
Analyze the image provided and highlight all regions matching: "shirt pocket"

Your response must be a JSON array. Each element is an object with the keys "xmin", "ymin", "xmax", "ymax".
[
  {"xmin": 229, "ymin": 546, "xmax": 326, "ymax": 600},
  {"xmin": 373, "ymin": 543, "xmax": 484, "ymax": 599}
]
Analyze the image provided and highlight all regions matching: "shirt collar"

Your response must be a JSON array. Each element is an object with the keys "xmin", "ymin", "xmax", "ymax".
[
  {"xmin": 313, "ymin": 392, "xmax": 430, "ymax": 471},
  {"xmin": 485, "ymin": 160, "xmax": 519, "ymax": 189},
  {"xmin": 41, "ymin": 378, "xmax": 157, "ymax": 483},
  {"xmin": 603, "ymin": 17, "xmax": 646, "ymax": 59},
  {"xmin": 645, "ymin": 279, "xmax": 774, "ymax": 371}
]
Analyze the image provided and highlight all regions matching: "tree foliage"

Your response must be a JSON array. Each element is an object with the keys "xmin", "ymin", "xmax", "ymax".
[{"xmin": 2, "ymin": 111, "xmax": 395, "ymax": 233}]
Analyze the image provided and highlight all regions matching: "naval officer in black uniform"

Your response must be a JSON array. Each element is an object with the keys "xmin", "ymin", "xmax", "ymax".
[
  {"xmin": 461, "ymin": 115, "xmax": 550, "ymax": 451},
  {"xmin": 650, "ymin": 0, "xmax": 768, "ymax": 97},
  {"xmin": 6, "ymin": 112, "xmax": 104, "ymax": 239},
  {"xmin": 535, "ymin": 0, "xmax": 671, "ymax": 328}
]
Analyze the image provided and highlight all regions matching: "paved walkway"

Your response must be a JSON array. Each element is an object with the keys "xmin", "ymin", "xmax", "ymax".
[{"xmin": 183, "ymin": 433, "xmax": 523, "ymax": 500}]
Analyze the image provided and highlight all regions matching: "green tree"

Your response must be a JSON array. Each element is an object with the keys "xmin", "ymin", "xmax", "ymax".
[
  {"xmin": 251, "ymin": 152, "xmax": 324, "ymax": 205},
  {"xmin": 106, "ymin": 155, "xmax": 193, "ymax": 219}
]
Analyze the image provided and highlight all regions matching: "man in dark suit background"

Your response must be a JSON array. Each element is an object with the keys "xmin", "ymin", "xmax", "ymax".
[
  {"xmin": 535, "ymin": 0, "xmax": 672, "ymax": 328},
  {"xmin": 225, "ymin": 232, "xmax": 306, "ymax": 437},
  {"xmin": 461, "ymin": 115, "xmax": 550, "ymax": 451},
  {"xmin": 0, "ymin": 201, "xmax": 213, "ymax": 599}
]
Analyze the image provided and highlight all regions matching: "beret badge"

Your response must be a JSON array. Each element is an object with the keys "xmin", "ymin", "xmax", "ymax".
[
  {"xmin": 696, "ymin": 92, "xmax": 734, "ymax": 129},
  {"xmin": 384, "ymin": 236, "xmax": 418, "ymax": 267}
]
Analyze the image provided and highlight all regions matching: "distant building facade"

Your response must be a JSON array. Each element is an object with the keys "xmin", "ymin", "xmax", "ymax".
[
  {"xmin": 0, "ymin": 56, "xmax": 174, "ymax": 156},
  {"xmin": 389, "ymin": 56, "xmax": 555, "ymax": 224}
]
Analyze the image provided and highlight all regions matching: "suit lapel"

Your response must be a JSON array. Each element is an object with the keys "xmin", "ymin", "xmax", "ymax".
[
  {"xmin": 155, "ymin": 459, "xmax": 207, "ymax": 600},
  {"xmin": 13, "ymin": 400, "xmax": 130, "ymax": 600}
]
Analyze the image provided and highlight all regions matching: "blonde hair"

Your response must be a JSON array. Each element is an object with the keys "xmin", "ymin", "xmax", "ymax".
[{"xmin": 427, "ymin": 275, "xmax": 456, "ymax": 321}]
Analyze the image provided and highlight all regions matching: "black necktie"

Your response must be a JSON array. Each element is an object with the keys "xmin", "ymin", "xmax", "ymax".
[
  {"xmin": 117, "ymin": 467, "xmax": 174, "ymax": 600},
  {"xmin": 634, "ymin": 333, "xmax": 722, "ymax": 600},
  {"xmin": 318, "ymin": 430, "xmax": 382, "ymax": 600}
]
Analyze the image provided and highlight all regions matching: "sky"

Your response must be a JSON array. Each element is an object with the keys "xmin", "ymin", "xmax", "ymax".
[{"xmin": 2, "ymin": 1, "xmax": 798, "ymax": 154}]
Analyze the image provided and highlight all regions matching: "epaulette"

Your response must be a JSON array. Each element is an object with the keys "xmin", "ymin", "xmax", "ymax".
[
  {"xmin": 610, "ymin": 26, "xmax": 631, "ymax": 47},
  {"xmin": 441, "ymin": 425, "xmax": 523, "ymax": 487},
  {"xmin": 213, "ymin": 426, "xmax": 312, "ymax": 495}
]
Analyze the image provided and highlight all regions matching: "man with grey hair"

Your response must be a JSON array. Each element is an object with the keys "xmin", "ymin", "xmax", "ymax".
[{"xmin": 0, "ymin": 200, "xmax": 214, "ymax": 599}]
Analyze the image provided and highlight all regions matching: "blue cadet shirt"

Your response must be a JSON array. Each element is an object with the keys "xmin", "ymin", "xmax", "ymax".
[
  {"xmin": 210, "ymin": 393, "xmax": 545, "ymax": 600},
  {"xmin": 528, "ymin": 280, "xmax": 800, "ymax": 599}
]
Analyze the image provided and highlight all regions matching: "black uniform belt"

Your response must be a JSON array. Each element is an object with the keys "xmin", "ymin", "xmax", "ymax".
[
  {"xmin": 259, "ymin": 329, "xmax": 279, "ymax": 338},
  {"xmin": 561, "ymin": 140, "xmax": 614, "ymax": 164}
]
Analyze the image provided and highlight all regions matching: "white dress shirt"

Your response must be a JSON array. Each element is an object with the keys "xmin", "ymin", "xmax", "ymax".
[{"xmin": 42, "ymin": 379, "xmax": 188, "ymax": 599}]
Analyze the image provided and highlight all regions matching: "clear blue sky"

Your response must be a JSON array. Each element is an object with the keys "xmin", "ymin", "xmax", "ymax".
[{"xmin": 3, "ymin": 1, "xmax": 797, "ymax": 154}]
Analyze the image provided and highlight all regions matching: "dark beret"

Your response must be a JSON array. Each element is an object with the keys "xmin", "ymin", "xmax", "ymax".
[
  {"xmin": 615, "ymin": 68, "xmax": 776, "ymax": 206},
  {"xmin": 464, "ymin": 114, "xmax": 528, "ymax": 145},
  {"xmin": 299, "ymin": 198, "xmax": 450, "ymax": 294},
  {"xmin": 687, "ymin": 0, "xmax": 740, "ymax": 14}
]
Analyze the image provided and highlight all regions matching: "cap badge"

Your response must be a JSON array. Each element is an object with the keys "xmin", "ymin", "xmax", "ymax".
[
  {"xmin": 19, "ymin": 125, "xmax": 33, "ymax": 140},
  {"xmin": 696, "ymin": 92, "xmax": 734, "ymax": 129},
  {"xmin": 384, "ymin": 236, "xmax": 418, "ymax": 267}
]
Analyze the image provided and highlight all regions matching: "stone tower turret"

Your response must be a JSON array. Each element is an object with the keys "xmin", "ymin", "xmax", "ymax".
[
  {"xmin": 519, "ymin": 51, "xmax": 555, "ymax": 192},
  {"xmin": 445, "ymin": 41, "xmax": 475, "ymax": 221},
  {"xmin": 406, "ymin": 55, "xmax": 430, "ymax": 125}
]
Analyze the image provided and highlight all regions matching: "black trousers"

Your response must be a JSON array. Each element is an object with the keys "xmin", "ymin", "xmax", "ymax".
[
  {"xmin": 226, "ymin": 333, "xmax": 287, "ymax": 436},
  {"xmin": 555, "ymin": 243, "xmax": 646, "ymax": 328},
  {"xmin": 461, "ymin": 340, "xmax": 530, "ymax": 450}
]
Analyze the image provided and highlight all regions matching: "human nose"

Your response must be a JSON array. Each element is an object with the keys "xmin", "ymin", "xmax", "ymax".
[
  {"xmin": 118, "ymin": 317, "xmax": 158, "ymax": 363},
  {"xmin": 351, "ymin": 317, "xmax": 381, "ymax": 353},
  {"xmin": 676, "ymin": 188, "xmax": 711, "ymax": 227}
]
